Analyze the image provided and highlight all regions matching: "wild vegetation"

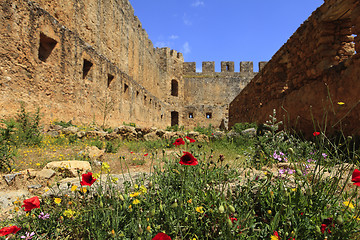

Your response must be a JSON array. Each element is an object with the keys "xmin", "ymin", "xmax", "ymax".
[{"xmin": 0, "ymin": 107, "xmax": 359, "ymax": 239}]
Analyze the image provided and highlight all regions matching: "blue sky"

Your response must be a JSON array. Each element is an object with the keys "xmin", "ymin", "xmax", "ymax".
[{"xmin": 130, "ymin": 1, "xmax": 323, "ymax": 72}]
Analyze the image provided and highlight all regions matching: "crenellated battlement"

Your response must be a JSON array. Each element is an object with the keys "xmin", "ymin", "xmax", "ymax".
[
  {"xmin": 183, "ymin": 61, "xmax": 268, "ymax": 73},
  {"xmin": 156, "ymin": 47, "xmax": 184, "ymax": 61}
]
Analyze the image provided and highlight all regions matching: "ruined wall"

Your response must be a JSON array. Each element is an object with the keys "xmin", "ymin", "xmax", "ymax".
[
  {"xmin": 0, "ymin": 0, "xmax": 182, "ymax": 128},
  {"xmin": 229, "ymin": 0, "xmax": 360, "ymax": 136},
  {"xmin": 182, "ymin": 61, "xmax": 260, "ymax": 129}
]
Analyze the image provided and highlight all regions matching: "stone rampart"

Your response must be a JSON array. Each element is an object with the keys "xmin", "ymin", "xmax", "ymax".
[
  {"xmin": 0, "ymin": 0, "xmax": 182, "ymax": 128},
  {"xmin": 229, "ymin": 0, "xmax": 360, "ymax": 136},
  {"xmin": 182, "ymin": 62, "xmax": 260, "ymax": 129}
]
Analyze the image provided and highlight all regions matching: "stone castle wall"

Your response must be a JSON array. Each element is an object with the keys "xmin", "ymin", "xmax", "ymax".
[
  {"xmin": 181, "ymin": 61, "xmax": 262, "ymax": 129},
  {"xmin": 229, "ymin": 0, "xmax": 360, "ymax": 136},
  {"xmin": 0, "ymin": 0, "xmax": 257, "ymax": 130},
  {"xmin": 0, "ymin": 0, "xmax": 185, "ymax": 128}
]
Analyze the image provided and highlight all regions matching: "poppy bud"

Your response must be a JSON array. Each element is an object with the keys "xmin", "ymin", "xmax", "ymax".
[
  {"xmin": 219, "ymin": 205, "xmax": 225, "ymax": 214},
  {"xmin": 150, "ymin": 208, "xmax": 156, "ymax": 217},
  {"xmin": 315, "ymin": 225, "xmax": 321, "ymax": 234},
  {"xmin": 159, "ymin": 203, "xmax": 164, "ymax": 212},
  {"xmin": 296, "ymin": 169, "xmax": 303, "ymax": 176},
  {"xmin": 229, "ymin": 205, "xmax": 236, "ymax": 213},
  {"xmin": 99, "ymin": 200, "xmax": 104, "ymax": 208},
  {"xmin": 137, "ymin": 224, "xmax": 143, "ymax": 235},
  {"xmin": 336, "ymin": 215, "xmax": 344, "ymax": 225},
  {"xmin": 148, "ymin": 181, "xmax": 153, "ymax": 188},
  {"xmin": 119, "ymin": 194, "xmax": 125, "ymax": 201},
  {"xmin": 288, "ymin": 148, "xmax": 294, "ymax": 155},
  {"xmin": 171, "ymin": 200, "xmax": 178, "ymax": 208},
  {"xmin": 226, "ymin": 218, "xmax": 233, "ymax": 227}
]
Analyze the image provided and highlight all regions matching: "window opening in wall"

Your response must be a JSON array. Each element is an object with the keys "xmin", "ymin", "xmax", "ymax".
[
  {"xmin": 161, "ymin": 114, "xmax": 163, "ymax": 120},
  {"xmin": 107, "ymin": 74, "xmax": 114, "ymax": 88},
  {"xmin": 171, "ymin": 79, "xmax": 179, "ymax": 96},
  {"xmin": 38, "ymin": 33, "xmax": 57, "ymax": 62},
  {"xmin": 352, "ymin": 33, "xmax": 357, "ymax": 54},
  {"xmin": 189, "ymin": 113, "xmax": 193, "ymax": 119},
  {"xmin": 171, "ymin": 111, "xmax": 179, "ymax": 126},
  {"xmin": 226, "ymin": 64, "xmax": 229, "ymax": 71},
  {"xmin": 144, "ymin": 95, "xmax": 147, "ymax": 102},
  {"xmin": 124, "ymin": 83, "xmax": 128, "ymax": 93},
  {"xmin": 136, "ymin": 91, "xmax": 139, "ymax": 97},
  {"xmin": 83, "ymin": 59, "xmax": 93, "ymax": 79},
  {"xmin": 206, "ymin": 112, "xmax": 212, "ymax": 119}
]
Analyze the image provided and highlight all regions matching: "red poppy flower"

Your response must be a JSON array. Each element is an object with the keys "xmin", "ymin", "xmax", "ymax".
[
  {"xmin": 273, "ymin": 231, "xmax": 280, "ymax": 240},
  {"xmin": 21, "ymin": 196, "xmax": 40, "ymax": 212},
  {"xmin": 179, "ymin": 152, "xmax": 198, "ymax": 166},
  {"xmin": 80, "ymin": 172, "xmax": 97, "ymax": 186},
  {"xmin": 0, "ymin": 225, "xmax": 21, "ymax": 236},
  {"xmin": 352, "ymin": 169, "xmax": 360, "ymax": 186},
  {"xmin": 185, "ymin": 136, "xmax": 196, "ymax": 143},
  {"xmin": 313, "ymin": 132, "xmax": 320, "ymax": 136},
  {"xmin": 144, "ymin": 153, "xmax": 149, "ymax": 156},
  {"xmin": 152, "ymin": 232, "xmax": 172, "ymax": 240},
  {"xmin": 173, "ymin": 138, "xmax": 185, "ymax": 146},
  {"xmin": 321, "ymin": 218, "xmax": 333, "ymax": 234}
]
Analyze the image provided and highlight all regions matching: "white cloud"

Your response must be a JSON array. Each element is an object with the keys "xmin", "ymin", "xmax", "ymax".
[
  {"xmin": 183, "ymin": 13, "xmax": 192, "ymax": 26},
  {"xmin": 182, "ymin": 41, "xmax": 191, "ymax": 54},
  {"xmin": 192, "ymin": 0, "xmax": 205, "ymax": 7},
  {"xmin": 169, "ymin": 35, "xmax": 179, "ymax": 40},
  {"xmin": 154, "ymin": 41, "xmax": 170, "ymax": 48}
]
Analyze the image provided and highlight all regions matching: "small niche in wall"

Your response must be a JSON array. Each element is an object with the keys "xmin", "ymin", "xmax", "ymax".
[
  {"xmin": 206, "ymin": 112, "xmax": 212, "ymax": 119},
  {"xmin": 107, "ymin": 74, "xmax": 114, "ymax": 88},
  {"xmin": 83, "ymin": 59, "xmax": 93, "ymax": 79},
  {"xmin": 38, "ymin": 32, "xmax": 57, "ymax": 62},
  {"xmin": 136, "ymin": 91, "xmax": 139, "ymax": 97},
  {"xmin": 124, "ymin": 83, "xmax": 129, "ymax": 93},
  {"xmin": 189, "ymin": 113, "xmax": 194, "ymax": 119},
  {"xmin": 171, "ymin": 79, "xmax": 179, "ymax": 97}
]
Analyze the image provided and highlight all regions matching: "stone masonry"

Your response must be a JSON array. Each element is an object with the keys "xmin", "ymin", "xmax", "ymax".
[
  {"xmin": 0, "ymin": 0, "xmax": 259, "ymax": 130},
  {"xmin": 229, "ymin": 0, "xmax": 360, "ymax": 137}
]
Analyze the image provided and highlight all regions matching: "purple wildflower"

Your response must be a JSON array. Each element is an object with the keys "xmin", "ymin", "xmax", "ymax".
[
  {"xmin": 288, "ymin": 169, "xmax": 295, "ymax": 175},
  {"xmin": 38, "ymin": 212, "xmax": 50, "ymax": 220},
  {"xmin": 322, "ymin": 153, "xmax": 327, "ymax": 159},
  {"xmin": 279, "ymin": 169, "xmax": 285, "ymax": 175},
  {"xmin": 21, "ymin": 232, "xmax": 35, "ymax": 240},
  {"xmin": 307, "ymin": 159, "xmax": 313, "ymax": 163}
]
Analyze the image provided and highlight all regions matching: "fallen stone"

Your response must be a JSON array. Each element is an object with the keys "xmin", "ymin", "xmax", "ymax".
[
  {"xmin": 45, "ymin": 160, "xmax": 91, "ymax": 177},
  {"xmin": 27, "ymin": 184, "xmax": 42, "ymax": 189},
  {"xmin": 144, "ymin": 131, "xmax": 160, "ymax": 141},
  {"xmin": 84, "ymin": 146, "xmax": 105, "ymax": 161},
  {"xmin": 35, "ymin": 169, "xmax": 56, "ymax": 179},
  {"xmin": 241, "ymin": 128, "xmax": 257, "ymax": 137},
  {"xmin": 62, "ymin": 126, "xmax": 79, "ymax": 135},
  {"xmin": 3, "ymin": 173, "xmax": 22, "ymax": 185}
]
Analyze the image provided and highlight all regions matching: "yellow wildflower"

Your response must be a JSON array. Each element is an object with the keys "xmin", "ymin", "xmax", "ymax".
[
  {"xmin": 111, "ymin": 177, "xmax": 119, "ymax": 183},
  {"xmin": 267, "ymin": 210, "xmax": 272, "ymax": 215},
  {"xmin": 63, "ymin": 209, "xmax": 76, "ymax": 218},
  {"xmin": 130, "ymin": 192, "xmax": 141, "ymax": 198},
  {"xmin": 140, "ymin": 185, "xmax": 147, "ymax": 194},
  {"xmin": 81, "ymin": 187, "xmax": 87, "ymax": 193},
  {"xmin": 195, "ymin": 206, "xmax": 204, "ymax": 214},
  {"xmin": 54, "ymin": 198, "xmax": 62, "ymax": 205},
  {"xmin": 101, "ymin": 162, "xmax": 110, "ymax": 172},
  {"xmin": 187, "ymin": 199, "xmax": 192, "ymax": 204},
  {"xmin": 71, "ymin": 185, "xmax": 78, "ymax": 192},
  {"xmin": 337, "ymin": 102, "xmax": 345, "ymax": 105},
  {"xmin": 146, "ymin": 225, "xmax": 151, "ymax": 233},
  {"xmin": 343, "ymin": 201, "xmax": 355, "ymax": 209},
  {"xmin": 134, "ymin": 184, "xmax": 139, "ymax": 189},
  {"xmin": 133, "ymin": 199, "xmax": 140, "ymax": 205}
]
